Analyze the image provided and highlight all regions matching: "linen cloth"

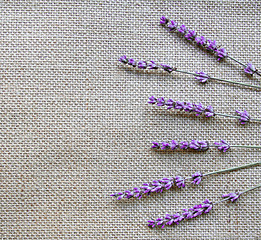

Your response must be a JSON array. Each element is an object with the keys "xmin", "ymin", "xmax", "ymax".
[{"xmin": 1, "ymin": 0, "xmax": 261, "ymax": 239}]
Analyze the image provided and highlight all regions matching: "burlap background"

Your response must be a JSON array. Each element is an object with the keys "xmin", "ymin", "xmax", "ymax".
[{"xmin": 1, "ymin": 0, "xmax": 260, "ymax": 239}]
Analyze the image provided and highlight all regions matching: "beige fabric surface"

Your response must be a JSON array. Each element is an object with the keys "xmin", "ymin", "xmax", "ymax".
[{"xmin": 1, "ymin": 0, "xmax": 261, "ymax": 239}]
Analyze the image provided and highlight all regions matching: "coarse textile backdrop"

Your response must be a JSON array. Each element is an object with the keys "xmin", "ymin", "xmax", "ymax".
[{"xmin": 1, "ymin": 0, "xmax": 261, "ymax": 239}]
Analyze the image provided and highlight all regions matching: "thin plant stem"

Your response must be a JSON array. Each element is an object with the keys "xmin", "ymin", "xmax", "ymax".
[
  {"xmin": 241, "ymin": 183, "xmax": 261, "ymax": 194},
  {"xmin": 214, "ymin": 112, "xmax": 261, "ymax": 122},
  {"xmin": 230, "ymin": 145, "xmax": 261, "ymax": 149}
]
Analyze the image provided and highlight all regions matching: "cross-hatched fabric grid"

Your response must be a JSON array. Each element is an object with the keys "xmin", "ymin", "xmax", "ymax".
[{"xmin": 1, "ymin": 0, "xmax": 261, "ymax": 239}]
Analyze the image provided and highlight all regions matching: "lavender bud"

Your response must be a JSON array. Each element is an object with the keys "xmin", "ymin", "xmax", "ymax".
[
  {"xmin": 157, "ymin": 97, "xmax": 165, "ymax": 106},
  {"xmin": 216, "ymin": 48, "xmax": 227, "ymax": 61},
  {"xmin": 195, "ymin": 72, "xmax": 210, "ymax": 83},
  {"xmin": 185, "ymin": 29, "xmax": 196, "ymax": 41},
  {"xmin": 189, "ymin": 140, "xmax": 209, "ymax": 151},
  {"xmin": 194, "ymin": 103, "xmax": 205, "ymax": 116},
  {"xmin": 206, "ymin": 40, "xmax": 218, "ymax": 51},
  {"xmin": 222, "ymin": 192, "xmax": 241, "ymax": 202},
  {"xmin": 160, "ymin": 16, "xmax": 169, "ymax": 25},
  {"xmin": 175, "ymin": 101, "xmax": 185, "ymax": 110},
  {"xmin": 191, "ymin": 172, "xmax": 203, "ymax": 185},
  {"xmin": 170, "ymin": 140, "xmax": 179, "ymax": 150},
  {"xmin": 178, "ymin": 24, "xmax": 187, "ymax": 34},
  {"xmin": 184, "ymin": 102, "xmax": 194, "ymax": 112},
  {"xmin": 160, "ymin": 64, "xmax": 174, "ymax": 73},
  {"xmin": 148, "ymin": 96, "xmax": 157, "ymax": 104},
  {"xmin": 205, "ymin": 105, "xmax": 214, "ymax": 117},
  {"xmin": 244, "ymin": 63, "xmax": 256, "ymax": 75},
  {"xmin": 166, "ymin": 98, "xmax": 175, "ymax": 109},
  {"xmin": 179, "ymin": 141, "xmax": 189, "ymax": 149},
  {"xmin": 161, "ymin": 142, "xmax": 170, "ymax": 150},
  {"xmin": 148, "ymin": 60, "xmax": 158, "ymax": 69},
  {"xmin": 195, "ymin": 36, "xmax": 206, "ymax": 45},
  {"xmin": 168, "ymin": 20, "xmax": 178, "ymax": 31},
  {"xmin": 119, "ymin": 55, "xmax": 128, "ymax": 64},
  {"xmin": 128, "ymin": 58, "xmax": 136, "ymax": 67},
  {"xmin": 214, "ymin": 140, "xmax": 230, "ymax": 152},
  {"xmin": 138, "ymin": 61, "xmax": 147, "ymax": 69},
  {"xmin": 236, "ymin": 110, "xmax": 250, "ymax": 124},
  {"xmin": 151, "ymin": 142, "xmax": 160, "ymax": 149},
  {"xmin": 175, "ymin": 176, "xmax": 185, "ymax": 188}
]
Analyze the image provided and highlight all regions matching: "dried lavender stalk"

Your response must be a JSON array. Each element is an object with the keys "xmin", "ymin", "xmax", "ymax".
[
  {"xmin": 119, "ymin": 56, "xmax": 261, "ymax": 89},
  {"xmin": 148, "ymin": 96, "xmax": 261, "ymax": 124},
  {"xmin": 159, "ymin": 16, "xmax": 261, "ymax": 77},
  {"xmin": 110, "ymin": 162, "xmax": 260, "ymax": 200},
  {"xmin": 148, "ymin": 183, "xmax": 261, "ymax": 228},
  {"xmin": 151, "ymin": 139, "xmax": 261, "ymax": 153}
]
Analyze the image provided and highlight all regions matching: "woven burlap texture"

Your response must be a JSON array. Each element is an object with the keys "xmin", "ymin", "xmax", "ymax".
[{"xmin": 1, "ymin": 0, "xmax": 260, "ymax": 239}]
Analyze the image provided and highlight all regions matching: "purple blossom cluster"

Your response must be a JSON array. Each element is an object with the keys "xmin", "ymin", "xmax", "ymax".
[
  {"xmin": 148, "ymin": 96, "xmax": 215, "ymax": 117},
  {"xmin": 236, "ymin": 110, "xmax": 250, "ymax": 124},
  {"xmin": 152, "ymin": 140, "xmax": 209, "ymax": 152},
  {"xmin": 244, "ymin": 63, "xmax": 257, "ymax": 75},
  {"xmin": 160, "ymin": 16, "xmax": 227, "ymax": 61},
  {"xmin": 148, "ymin": 199, "xmax": 213, "ymax": 228},
  {"xmin": 222, "ymin": 192, "xmax": 241, "ymax": 202},
  {"xmin": 214, "ymin": 140, "xmax": 230, "ymax": 152}
]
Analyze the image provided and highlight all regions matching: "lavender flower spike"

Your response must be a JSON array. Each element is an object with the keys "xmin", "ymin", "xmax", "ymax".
[
  {"xmin": 236, "ymin": 110, "xmax": 250, "ymax": 124},
  {"xmin": 195, "ymin": 72, "xmax": 210, "ymax": 83},
  {"xmin": 214, "ymin": 140, "xmax": 230, "ymax": 152},
  {"xmin": 244, "ymin": 63, "xmax": 257, "ymax": 75},
  {"xmin": 222, "ymin": 192, "xmax": 241, "ymax": 202},
  {"xmin": 189, "ymin": 140, "xmax": 209, "ymax": 151}
]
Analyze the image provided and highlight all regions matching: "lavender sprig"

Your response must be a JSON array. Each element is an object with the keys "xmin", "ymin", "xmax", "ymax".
[
  {"xmin": 119, "ymin": 56, "xmax": 261, "ymax": 89},
  {"xmin": 159, "ymin": 16, "xmax": 261, "ymax": 77},
  {"xmin": 148, "ymin": 183, "xmax": 261, "ymax": 228},
  {"xmin": 110, "ymin": 162, "xmax": 261, "ymax": 200},
  {"xmin": 152, "ymin": 139, "xmax": 261, "ymax": 152},
  {"xmin": 148, "ymin": 96, "xmax": 261, "ymax": 124}
]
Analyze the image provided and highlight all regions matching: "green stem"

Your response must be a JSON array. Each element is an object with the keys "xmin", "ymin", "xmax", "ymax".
[
  {"xmin": 227, "ymin": 55, "xmax": 247, "ymax": 67},
  {"xmin": 203, "ymin": 161, "xmax": 261, "ymax": 177},
  {"xmin": 230, "ymin": 145, "xmax": 261, "ymax": 149},
  {"xmin": 241, "ymin": 183, "xmax": 261, "ymax": 194},
  {"xmin": 214, "ymin": 113, "xmax": 261, "ymax": 122}
]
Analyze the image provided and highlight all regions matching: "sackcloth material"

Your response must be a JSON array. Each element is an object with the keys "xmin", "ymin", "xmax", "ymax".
[{"xmin": 1, "ymin": 0, "xmax": 261, "ymax": 239}]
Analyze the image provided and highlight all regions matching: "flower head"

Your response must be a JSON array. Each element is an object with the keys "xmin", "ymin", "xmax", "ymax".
[
  {"xmin": 128, "ymin": 58, "xmax": 136, "ymax": 67},
  {"xmin": 178, "ymin": 25, "xmax": 187, "ymax": 34},
  {"xmin": 195, "ymin": 36, "xmax": 206, "ymax": 45},
  {"xmin": 194, "ymin": 103, "xmax": 205, "ymax": 116},
  {"xmin": 119, "ymin": 55, "xmax": 128, "ymax": 64},
  {"xmin": 179, "ymin": 141, "xmax": 189, "ymax": 149},
  {"xmin": 222, "ymin": 192, "xmax": 241, "ymax": 202},
  {"xmin": 161, "ymin": 142, "xmax": 170, "ymax": 150},
  {"xmin": 161, "ymin": 64, "xmax": 174, "ymax": 73},
  {"xmin": 191, "ymin": 172, "xmax": 203, "ymax": 185},
  {"xmin": 236, "ymin": 110, "xmax": 250, "ymax": 124},
  {"xmin": 207, "ymin": 40, "xmax": 217, "ymax": 51},
  {"xmin": 148, "ymin": 96, "xmax": 157, "ymax": 104},
  {"xmin": 160, "ymin": 16, "xmax": 169, "ymax": 25},
  {"xmin": 185, "ymin": 29, "xmax": 196, "ymax": 40},
  {"xmin": 216, "ymin": 48, "xmax": 227, "ymax": 61},
  {"xmin": 166, "ymin": 98, "xmax": 175, "ymax": 109},
  {"xmin": 244, "ymin": 63, "xmax": 256, "ymax": 75},
  {"xmin": 184, "ymin": 102, "xmax": 194, "ymax": 112},
  {"xmin": 148, "ymin": 61, "xmax": 158, "ymax": 69},
  {"xmin": 195, "ymin": 72, "xmax": 210, "ymax": 83},
  {"xmin": 175, "ymin": 176, "xmax": 185, "ymax": 188},
  {"xmin": 138, "ymin": 61, "xmax": 147, "ymax": 69},
  {"xmin": 170, "ymin": 140, "xmax": 179, "ymax": 150},
  {"xmin": 157, "ymin": 97, "xmax": 165, "ymax": 106},
  {"xmin": 205, "ymin": 105, "xmax": 214, "ymax": 117},
  {"xmin": 168, "ymin": 20, "xmax": 178, "ymax": 31},
  {"xmin": 189, "ymin": 140, "xmax": 209, "ymax": 151},
  {"xmin": 151, "ymin": 142, "xmax": 160, "ymax": 149},
  {"xmin": 214, "ymin": 140, "xmax": 230, "ymax": 152},
  {"xmin": 175, "ymin": 101, "xmax": 185, "ymax": 110}
]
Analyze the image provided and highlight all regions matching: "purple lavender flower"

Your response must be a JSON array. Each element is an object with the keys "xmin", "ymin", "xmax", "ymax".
[
  {"xmin": 214, "ymin": 140, "xmax": 230, "ymax": 152},
  {"xmin": 194, "ymin": 103, "xmax": 205, "ymax": 116},
  {"xmin": 157, "ymin": 97, "xmax": 165, "ymax": 106},
  {"xmin": 179, "ymin": 141, "xmax": 189, "ymax": 149},
  {"xmin": 205, "ymin": 105, "xmax": 214, "ymax": 117},
  {"xmin": 175, "ymin": 176, "xmax": 185, "ymax": 188},
  {"xmin": 161, "ymin": 142, "xmax": 170, "ymax": 150},
  {"xmin": 111, "ymin": 176, "xmax": 175, "ymax": 201},
  {"xmin": 138, "ymin": 61, "xmax": 147, "ymax": 69},
  {"xmin": 148, "ymin": 96, "xmax": 157, "ymax": 104},
  {"xmin": 166, "ymin": 98, "xmax": 175, "ymax": 109},
  {"xmin": 119, "ymin": 55, "xmax": 128, "ymax": 64},
  {"xmin": 185, "ymin": 29, "xmax": 196, "ymax": 41},
  {"xmin": 168, "ymin": 20, "xmax": 178, "ymax": 31},
  {"xmin": 222, "ymin": 192, "xmax": 241, "ymax": 202},
  {"xmin": 128, "ymin": 58, "xmax": 136, "ymax": 67},
  {"xmin": 195, "ymin": 72, "xmax": 210, "ymax": 83},
  {"xmin": 160, "ymin": 16, "xmax": 169, "ymax": 25},
  {"xmin": 244, "ymin": 63, "xmax": 256, "ymax": 75},
  {"xmin": 216, "ymin": 48, "xmax": 227, "ymax": 61},
  {"xmin": 195, "ymin": 36, "xmax": 206, "ymax": 46},
  {"xmin": 236, "ymin": 110, "xmax": 250, "ymax": 124},
  {"xmin": 207, "ymin": 40, "xmax": 218, "ymax": 51},
  {"xmin": 151, "ymin": 142, "xmax": 160, "ymax": 149},
  {"xmin": 161, "ymin": 64, "xmax": 174, "ymax": 73},
  {"xmin": 189, "ymin": 140, "xmax": 209, "ymax": 151},
  {"xmin": 175, "ymin": 101, "xmax": 185, "ymax": 110},
  {"xmin": 170, "ymin": 140, "xmax": 179, "ymax": 150},
  {"xmin": 148, "ymin": 199, "xmax": 213, "ymax": 228},
  {"xmin": 184, "ymin": 102, "xmax": 194, "ymax": 112},
  {"xmin": 178, "ymin": 25, "xmax": 187, "ymax": 34},
  {"xmin": 191, "ymin": 172, "xmax": 203, "ymax": 185},
  {"xmin": 148, "ymin": 61, "xmax": 158, "ymax": 69}
]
